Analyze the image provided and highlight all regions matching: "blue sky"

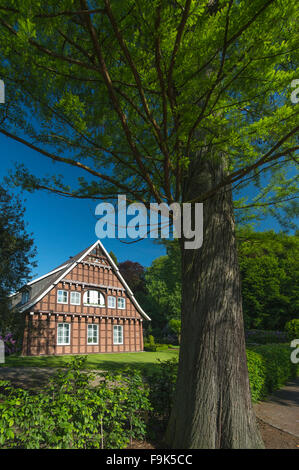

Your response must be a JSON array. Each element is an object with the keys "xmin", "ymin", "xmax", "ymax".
[
  {"xmin": 0, "ymin": 131, "xmax": 287, "ymax": 280},
  {"xmin": 0, "ymin": 133, "xmax": 166, "ymax": 279}
]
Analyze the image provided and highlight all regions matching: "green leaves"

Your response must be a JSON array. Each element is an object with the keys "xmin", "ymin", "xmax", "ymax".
[
  {"xmin": 0, "ymin": 0, "xmax": 297, "ymax": 209},
  {"xmin": 0, "ymin": 356, "xmax": 151, "ymax": 449}
]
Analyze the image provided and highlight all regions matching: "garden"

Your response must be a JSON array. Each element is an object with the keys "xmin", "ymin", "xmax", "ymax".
[{"xmin": 0, "ymin": 320, "xmax": 298, "ymax": 449}]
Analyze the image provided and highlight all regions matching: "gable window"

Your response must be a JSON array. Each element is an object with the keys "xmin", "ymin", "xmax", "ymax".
[
  {"xmin": 117, "ymin": 297, "xmax": 126, "ymax": 309},
  {"xmin": 108, "ymin": 296, "xmax": 116, "ymax": 308},
  {"xmin": 57, "ymin": 323, "xmax": 71, "ymax": 345},
  {"xmin": 113, "ymin": 325, "xmax": 123, "ymax": 345},
  {"xmin": 87, "ymin": 324, "xmax": 98, "ymax": 345},
  {"xmin": 21, "ymin": 290, "xmax": 30, "ymax": 304},
  {"xmin": 70, "ymin": 291, "xmax": 81, "ymax": 305},
  {"xmin": 83, "ymin": 290, "xmax": 105, "ymax": 307},
  {"xmin": 57, "ymin": 290, "xmax": 68, "ymax": 304}
]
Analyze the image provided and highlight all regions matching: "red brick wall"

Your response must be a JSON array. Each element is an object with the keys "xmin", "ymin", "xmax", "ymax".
[{"xmin": 22, "ymin": 312, "xmax": 144, "ymax": 356}]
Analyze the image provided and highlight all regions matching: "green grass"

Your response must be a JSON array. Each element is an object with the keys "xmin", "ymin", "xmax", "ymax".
[{"xmin": 0, "ymin": 349, "xmax": 179, "ymax": 374}]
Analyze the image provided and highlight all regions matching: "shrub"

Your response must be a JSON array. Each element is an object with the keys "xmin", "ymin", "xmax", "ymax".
[
  {"xmin": 144, "ymin": 358, "xmax": 178, "ymax": 421},
  {"xmin": 145, "ymin": 343, "xmax": 298, "ymax": 423},
  {"xmin": 144, "ymin": 334, "xmax": 157, "ymax": 352},
  {"xmin": 245, "ymin": 329, "xmax": 288, "ymax": 345},
  {"xmin": 0, "ymin": 333, "xmax": 17, "ymax": 355},
  {"xmin": 284, "ymin": 319, "xmax": 299, "ymax": 341},
  {"xmin": 0, "ymin": 356, "xmax": 151, "ymax": 449},
  {"xmin": 246, "ymin": 344, "xmax": 298, "ymax": 402}
]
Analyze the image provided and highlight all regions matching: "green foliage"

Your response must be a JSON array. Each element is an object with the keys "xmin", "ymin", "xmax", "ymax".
[
  {"xmin": 245, "ymin": 329, "xmax": 288, "ymax": 345},
  {"xmin": 0, "ymin": 356, "xmax": 151, "ymax": 449},
  {"xmin": 246, "ymin": 344, "xmax": 298, "ymax": 402},
  {"xmin": 147, "ymin": 344, "xmax": 297, "ymax": 417},
  {"xmin": 168, "ymin": 318, "xmax": 181, "ymax": 344},
  {"xmin": 0, "ymin": 185, "xmax": 36, "ymax": 336},
  {"xmin": 238, "ymin": 229, "xmax": 299, "ymax": 329},
  {"xmin": 284, "ymin": 319, "xmax": 299, "ymax": 341},
  {"xmin": 145, "ymin": 358, "xmax": 178, "ymax": 421},
  {"xmin": 143, "ymin": 242, "xmax": 181, "ymax": 335},
  {"xmin": 144, "ymin": 334, "xmax": 157, "ymax": 352}
]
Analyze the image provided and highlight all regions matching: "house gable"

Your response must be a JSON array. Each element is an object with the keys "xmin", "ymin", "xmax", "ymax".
[{"xmin": 17, "ymin": 240, "xmax": 150, "ymax": 321}]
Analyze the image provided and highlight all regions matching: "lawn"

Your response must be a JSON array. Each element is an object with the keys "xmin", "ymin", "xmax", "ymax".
[{"xmin": 0, "ymin": 348, "xmax": 179, "ymax": 374}]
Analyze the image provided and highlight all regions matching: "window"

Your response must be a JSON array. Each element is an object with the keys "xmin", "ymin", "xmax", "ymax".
[
  {"xmin": 21, "ymin": 290, "xmax": 29, "ymax": 304},
  {"xmin": 87, "ymin": 324, "xmax": 98, "ymax": 345},
  {"xmin": 70, "ymin": 291, "xmax": 81, "ymax": 305},
  {"xmin": 83, "ymin": 290, "xmax": 105, "ymax": 307},
  {"xmin": 57, "ymin": 323, "xmax": 71, "ymax": 345},
  {"xmin": 117, "ymin": 297, "xmax": 126, "ymax": 309},
  {"xmin": 113, "ymin": 325, "xmax": 123, "ymax": 345},
  {"xmin": 57, "ymin": 290, "xmax": 68, "ymax": 304},
  {"xmin": 108, "ymin": 296, "xmax": 116, "ymax": 308}
]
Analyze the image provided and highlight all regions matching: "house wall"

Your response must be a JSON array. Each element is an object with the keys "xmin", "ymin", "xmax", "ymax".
[
  {"xmin": 22, "ymin": 312, "xmax": 143, "ymax": 356},
  {"xmin": 21, "ymin": 252, "xmax": 145, "ymax": 356}
]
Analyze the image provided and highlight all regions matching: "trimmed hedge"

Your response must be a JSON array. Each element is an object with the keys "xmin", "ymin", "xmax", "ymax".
[
  {"xmin": 246, "ymin": 344, "xmax": 298, "ymax": 402},
  {"xmin": 284, "ymin": 319, "xmax": 299, "ymax": 341},
  {"xmin": 245, "ymin": 329, "xmax": 288, "ymax": 345},
  {"xmin": 146, "ymin": 344, "xmax": 298, "ymax": 419}
]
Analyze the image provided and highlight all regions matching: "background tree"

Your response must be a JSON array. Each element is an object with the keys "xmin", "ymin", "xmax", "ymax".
[
  {"xmin": 0, "ymin": 0, "xmax": 298, "ymax": 448},
  {"xmin": 0, "ymin": 185, "xmax": 36, "ymax": 334},
  {"xmin": 238, "ymin": 229, "xmax": 298, "ymax": 330},
  {"xmin": 168, "ymin": 318, "xmax": 182, "ymax": 344}
]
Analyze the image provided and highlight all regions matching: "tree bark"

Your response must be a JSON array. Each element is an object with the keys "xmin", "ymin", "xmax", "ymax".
[{"xmin": 164, "ymin": 155, "xmax": 264, "ymax": 448}]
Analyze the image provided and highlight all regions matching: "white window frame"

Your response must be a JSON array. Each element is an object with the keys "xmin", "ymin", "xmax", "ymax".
[
  {"xmin": 70, "ymin": 291, "xmax": 81, "ymax": 306},
  {"xmin": 57, "ymin": 290, "xmax": 68, "ymax": 304},
  {"xmin": 57, "ymin": 323, "xmax": 71, "ymax": 345},
  {"xmin": 113, "ymin": 325, "xmax": 123, "ymax": 345},
  {"xmin": 117, "ymin": 297, "xmax": 126, "ymax": 310},
  {"xmin": 108, "ymin": 295, "xmax": 116, "ymax": 308},
  {"xmin": 87, "ymin": 324, "xmax": 98, "ymax": 345},
  {"xmin": 83, "ymin": 290, "xmax": 105, "ymax": 307}
]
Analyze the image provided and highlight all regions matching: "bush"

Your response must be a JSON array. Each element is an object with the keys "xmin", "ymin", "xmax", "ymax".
[
  {"xmin": 0, "ymin": 333, "xmax": 17, "ymax": 355},
  {"xmin": 245, "ymin": 329, "xmax": 288, "ymax": 345},
  {"xmin": 145, "ymin": 344, "xmax": 298, "ymax": 423},
  {"xmin": 0, "ymin": 356, "xmax": 151, "ymax": 449},
  {"xmin": 144, "ymin": 335, "xmax": 157, "ymax": 352},
  {"xmin": 284, "ymin": 319, "xmax": 299, "ymax": 341},
  {"xmin": 144, "ymin": 358, "xmax": 178, "ymax": 421},
  {"xmin": 246, "ymin": 344, "xmax": 298, "ymax": 402}
]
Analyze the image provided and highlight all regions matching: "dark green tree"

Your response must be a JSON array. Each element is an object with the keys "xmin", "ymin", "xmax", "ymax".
[
  {"xmin": 0, "ymin": 0, "xmax": 298, "ymax": 448},
  {"xmin": 238, "ymin": 229, "xmax": 299, "ymax": 330},
  {"xmin": 0, "ymin": 185, "xmax": 36, "ymax": 332}
]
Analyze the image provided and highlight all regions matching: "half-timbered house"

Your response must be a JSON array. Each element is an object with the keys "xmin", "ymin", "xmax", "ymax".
[{"xmin": 10, "ymin": 240, "xmax": 150, "ymax": 356}]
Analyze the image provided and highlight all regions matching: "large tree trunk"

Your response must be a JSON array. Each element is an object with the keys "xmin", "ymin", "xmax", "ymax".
[{"xmin": 164, "ymin": 156, "xmax": 264, "ymax": 448}]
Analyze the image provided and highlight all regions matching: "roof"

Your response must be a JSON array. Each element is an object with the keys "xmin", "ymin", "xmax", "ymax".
[{"xmin": 14, "ymin": 241, "xmax": 151, "ymax": 321}]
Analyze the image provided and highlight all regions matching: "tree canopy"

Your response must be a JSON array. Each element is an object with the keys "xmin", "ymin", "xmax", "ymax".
[
  {"xmin": 0, "ymin": 0, "xmax": 297, "ymax": 220},
  {"xmin": 0, "ymin": 185, "xmax": 36, "ymax": 331}
]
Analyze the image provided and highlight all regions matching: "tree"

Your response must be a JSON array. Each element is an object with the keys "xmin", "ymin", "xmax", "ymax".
[
  {"xmin": 143, "ymin": 242, "xmax": 181, "ymax": 336},
  {"xmin": 0, "ymin": 1, "xmax": 298, "ymax": 448},
  {"xmin": 168, "ymin": 318, "xmax": 181, "ymax": 344},
  {"xmin": 118, "ymin": 260, "xmax": 145, "ymax": 296},
  {"xmin": 108, "ymin": 250, "xmax": 118, "ymax": 266},
  {"xmin": 238, "ymin": 229, "xmax": 299, "ymax": 330},
  {"xmin": 0, "ymin": 185, "xmax": 36, "ymax": 333}
]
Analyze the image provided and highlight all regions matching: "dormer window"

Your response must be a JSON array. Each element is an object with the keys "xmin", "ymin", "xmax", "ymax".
[
  {"xmin": 83, "ymin": 290, "xmax": 105, "ymax": 307},
  {"xmin": 21, "ymin": 290, "xmax": 30, "ymax": 304}
]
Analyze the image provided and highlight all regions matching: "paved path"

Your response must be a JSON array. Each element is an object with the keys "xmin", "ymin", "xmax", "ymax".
[{"xmin": 254, "ymin": 377, "xmax": 299, "ymax": 438}]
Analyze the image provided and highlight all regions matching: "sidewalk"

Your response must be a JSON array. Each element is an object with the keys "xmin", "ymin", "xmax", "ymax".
[{"xmin": 254, "ymin": 377, "xmax": 299, "ymax": 438}]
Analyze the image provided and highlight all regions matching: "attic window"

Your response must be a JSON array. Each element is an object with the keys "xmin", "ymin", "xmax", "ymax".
[
  {"xmin": 83, "ymin": 290, "xmax": 105, "ymax": 307},
  {"xmin": 21, "ymin": 290, "xmax": 30, "ymax": 304}
]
